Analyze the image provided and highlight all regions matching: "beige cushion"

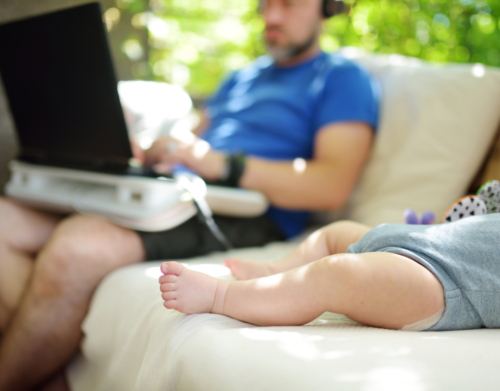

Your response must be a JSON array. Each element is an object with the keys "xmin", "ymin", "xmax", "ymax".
[{"xmin": 338, "ymin": 48, "xmax": 500, "ymax": 227}]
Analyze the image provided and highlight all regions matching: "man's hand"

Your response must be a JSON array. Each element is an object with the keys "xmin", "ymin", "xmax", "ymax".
[
  {"xmin": 130, "ymin": 138, "xmax": 145, "ymax": 164},
  {"xmin": 144, "ymin": 131, "xmax": 226, "ymax": 181}
]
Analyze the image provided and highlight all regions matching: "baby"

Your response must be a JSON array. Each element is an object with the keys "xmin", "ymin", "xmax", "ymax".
[{"xmin": 158, "ymin": 214, "xmax": 500, "ymax": 331}]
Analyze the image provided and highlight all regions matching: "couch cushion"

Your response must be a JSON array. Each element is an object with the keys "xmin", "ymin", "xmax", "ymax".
[
  {"xmin": 338, "ymin": 48, "xmax": 500, "ymax": 227},
  {"xmin": 68, "ymin": 250, "xmax": 500, "ymax": 391}
]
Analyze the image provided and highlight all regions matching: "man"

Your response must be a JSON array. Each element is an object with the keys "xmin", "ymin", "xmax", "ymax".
[{"xmin": 0, "ymin": 0, "xmax": 379, "ymax": 389}]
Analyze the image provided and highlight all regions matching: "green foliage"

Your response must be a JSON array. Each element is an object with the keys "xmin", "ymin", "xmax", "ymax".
[
  {"xmin": 324, "ymin": 0, "xmax": 500, "ymax": 65},
  {"xmin": 107, "ymin": 0, "xmax": 500, "ymax": 98}
]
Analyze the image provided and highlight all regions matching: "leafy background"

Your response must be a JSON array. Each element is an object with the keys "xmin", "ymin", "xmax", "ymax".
[{"xmin": 102, "ymin": 0, "xmax": 500, "ymax": 100}]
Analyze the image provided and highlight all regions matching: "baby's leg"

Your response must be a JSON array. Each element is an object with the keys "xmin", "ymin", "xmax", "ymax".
[
  {"xmin": 160, "ymin": 251, "xmax": 444, "ymax": 329},
  {"xmin": 225, "ymin": 220, "xmax": 370, "ymax": 280}
]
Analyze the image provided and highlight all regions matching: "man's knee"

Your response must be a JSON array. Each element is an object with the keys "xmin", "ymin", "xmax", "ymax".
[{"xmin": 33, "ymin": 215, "xmax": 145, "ymax": 298}]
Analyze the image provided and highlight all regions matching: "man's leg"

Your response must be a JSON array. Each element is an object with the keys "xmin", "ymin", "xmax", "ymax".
[
  {"xmin": 160, "ymin": 251, "xmax": 445, "ymax": 329},
  {"xmin": 0, "ymin": 214, "xmax": 146, "ymax": 391},
  {"xmin": 0, "ymin": 198, "xmax": 62, "ymax": 332}
]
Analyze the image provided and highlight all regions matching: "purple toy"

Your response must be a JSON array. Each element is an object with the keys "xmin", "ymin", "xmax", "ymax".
[{"xmin": 404, "ymin": 209, "xmax": 435, "ymax": 225}]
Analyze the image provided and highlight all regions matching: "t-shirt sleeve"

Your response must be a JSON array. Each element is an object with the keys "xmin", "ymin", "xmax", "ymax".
[{"xmin": 313, "ymin": 63, "xmax": 381, "ymax": 133}]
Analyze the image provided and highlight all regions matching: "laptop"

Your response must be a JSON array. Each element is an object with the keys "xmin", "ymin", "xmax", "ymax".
[
  {"xmin": 0, "ymin": 2, "xmax": 157, "ymax": 176},
  {"xmin": 0, "ymin": 2, "xmax": 268, "ymax": 231}
]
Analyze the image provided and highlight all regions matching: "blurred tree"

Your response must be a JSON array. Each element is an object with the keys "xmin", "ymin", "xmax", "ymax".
[
  {"xmin": 103, "ymin": 0, "xmax": 500, "ymax": 100},
  {"xmin": 324, "ymin": 0, "xmax": 500, "ymax": 66}
]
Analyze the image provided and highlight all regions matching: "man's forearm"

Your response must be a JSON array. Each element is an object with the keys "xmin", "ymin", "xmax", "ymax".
[
  {"xmin": 239, "ymin": 157, "xmax": 359, "ymax": 210},
  {"xmin": 238, "ymin": 122, "xmax": 373, "ymax": 211}
]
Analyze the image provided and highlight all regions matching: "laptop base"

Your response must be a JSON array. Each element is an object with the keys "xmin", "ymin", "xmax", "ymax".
[{"xmin": 6, "ymin": 161, "xmax": 269, "ymax": 231}]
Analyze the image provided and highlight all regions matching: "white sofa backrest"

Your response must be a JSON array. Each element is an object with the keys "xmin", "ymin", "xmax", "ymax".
[{"xmin": 338, "ymin": 48, "xmax": 500, "ymax": 227}]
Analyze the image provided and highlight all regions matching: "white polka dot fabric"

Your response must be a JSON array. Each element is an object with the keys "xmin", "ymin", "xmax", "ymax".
[{"xmin": 442, "ymin": 195, "xmax": 487, "ymax": 223}]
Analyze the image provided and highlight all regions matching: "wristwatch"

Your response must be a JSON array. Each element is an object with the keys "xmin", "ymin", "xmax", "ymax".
[{"xmin": 216, "ymin": 153, "xmax": 247, "ymax": 187}]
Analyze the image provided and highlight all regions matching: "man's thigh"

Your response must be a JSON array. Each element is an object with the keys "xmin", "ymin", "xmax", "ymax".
[
  {"xmin": 137, "ymin": 214, "xmax": 285, "ymax": 261},
  {"xmin": 0, "ymin": 198, "xmax": 64, "ymax": 329}
]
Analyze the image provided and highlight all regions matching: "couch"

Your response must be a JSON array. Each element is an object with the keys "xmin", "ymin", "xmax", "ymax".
[{"xmin": 60, "ymin": 49, "xmax": 500, "ymax": 390}]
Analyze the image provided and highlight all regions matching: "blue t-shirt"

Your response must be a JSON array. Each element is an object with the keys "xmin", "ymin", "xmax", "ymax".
[{"xmin": 203, "ymin": 51, "xmax": 380, "ymax": 238}]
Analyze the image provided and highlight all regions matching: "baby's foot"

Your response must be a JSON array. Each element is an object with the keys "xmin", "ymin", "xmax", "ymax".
[
  {"xmin": 224, "ymin": 258, "xmax": 274, "ymax": 280},
  {"xmin": 159, "ymin": 262, "xmax": 228, "ymax": 314}
]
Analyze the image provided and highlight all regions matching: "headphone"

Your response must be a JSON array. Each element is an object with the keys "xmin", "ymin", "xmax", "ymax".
[
  {"xmin": 322, "ymin": 0, "xmax": 344, "ymax": 18},
  {"xmin": 258, "ymin": 0, "xmax": 345, "ymax": 18}
]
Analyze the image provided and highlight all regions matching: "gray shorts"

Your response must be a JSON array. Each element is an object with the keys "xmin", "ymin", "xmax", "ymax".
[{"xmin": 348, "ymin": 214, "xmax": 500, "ymax": 331}]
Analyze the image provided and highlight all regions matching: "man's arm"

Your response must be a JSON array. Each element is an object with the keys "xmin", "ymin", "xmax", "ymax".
[
  {"xmin": 240, "ymin": 122, "xmax": 373, "ymax": 210},
  {"xmin": 191, "ymin": 110, "xmax": 210, "ymax": 136},
  {"xmin": 145, "ymin": 120, "xmax": 373, "ymax": 211}
]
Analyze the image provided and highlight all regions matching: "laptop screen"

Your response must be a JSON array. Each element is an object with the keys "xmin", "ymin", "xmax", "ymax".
[{"xmin": 0, "ymin": 2, "xmax": 133, "ymax": 168}]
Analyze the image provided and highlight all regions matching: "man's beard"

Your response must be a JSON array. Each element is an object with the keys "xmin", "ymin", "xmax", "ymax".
[{"xmin": 265, "ymin": 28, "xmax": 318, "ymax": 62}]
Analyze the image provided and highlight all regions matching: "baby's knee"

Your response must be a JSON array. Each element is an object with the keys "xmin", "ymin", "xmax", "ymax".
[
  {"xmin": 316, "ymin": 253, "xmax": 362, "ymax": 283},
  {"xmin": 323, "ymin": 220, "xmax": 367, "ymax": 231}
]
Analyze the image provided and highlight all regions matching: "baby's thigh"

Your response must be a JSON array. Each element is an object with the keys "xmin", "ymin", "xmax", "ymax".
[{"xmin": 332, "ymin": 252, "xmax": 445, "ymax": 330}]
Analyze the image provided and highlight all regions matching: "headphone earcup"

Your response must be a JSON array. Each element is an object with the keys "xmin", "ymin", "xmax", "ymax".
[
  {"xmin": 258, "ymin": 0, "xmax": 342, "ymax": 18},
  {"xmin": 322, "ymin": 0, "xmax": 344, "ymax": 18}
]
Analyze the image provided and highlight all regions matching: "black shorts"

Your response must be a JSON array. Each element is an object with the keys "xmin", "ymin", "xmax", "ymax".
[{"xmin": 137, "ymin": 214, "xmax": 285, "ymax": 261}]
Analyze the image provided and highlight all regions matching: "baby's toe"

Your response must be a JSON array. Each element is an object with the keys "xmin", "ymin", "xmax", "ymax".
[
  {"xmin": 161, "ymin": 261, "xmax": 185, "ymax": 276},
  {"xmin": 160, "ymin": 282, "xmax": 176, "ymax": 292},
  {"xmin": 224, "ymin": 258, "xmax": 240, "ymax": 268},
  {"xmin": 159, "ymin": 274, "xmax": 178, "ymax": 284},
  {"xmin": 163, "ymin": 299, "xmax": 177, "ymax": 310},
  {"xmin": 162, "ymin": 291, "xmax": 177, "ymax": 301}
]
